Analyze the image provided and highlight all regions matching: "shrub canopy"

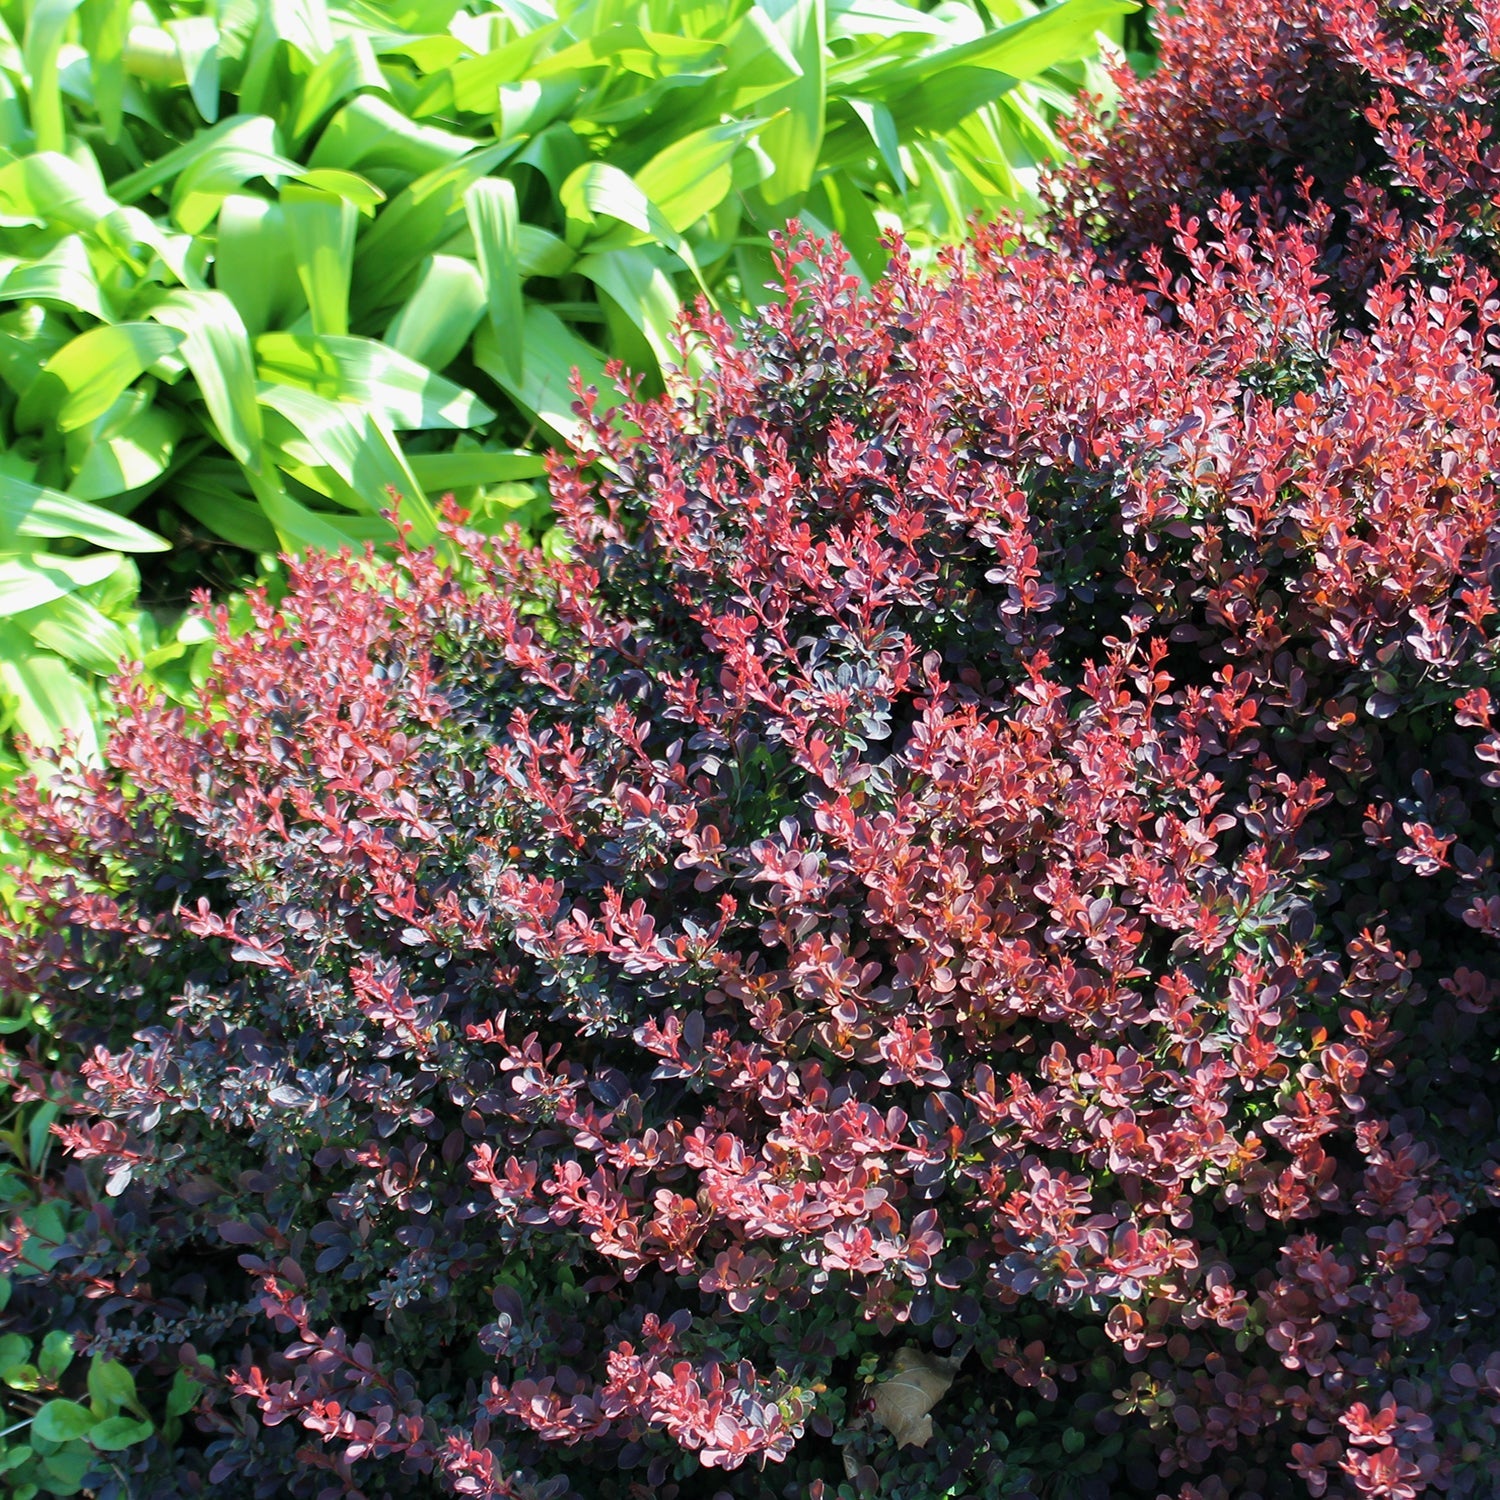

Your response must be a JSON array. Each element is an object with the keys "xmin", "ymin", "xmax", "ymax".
[
  {"xmin": 4, "ymin": 2, "xmax": 1500, "ymax": 1499},
  {"xmin": 1055, "ymin": 0, "xmax": 1500, "ymax": 303}
]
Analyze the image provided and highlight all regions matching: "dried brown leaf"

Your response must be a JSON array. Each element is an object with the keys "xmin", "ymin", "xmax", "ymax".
[{"xmin": 866, "ymin": 1346, "xmax": 961, "ymax": 1449}]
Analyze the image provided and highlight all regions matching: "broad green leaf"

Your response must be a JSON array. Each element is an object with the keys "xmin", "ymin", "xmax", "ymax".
[
  {"xmin": 407, "ymin": 449, "xmax": 547, "ymax": 492},
  {"xmin": 165, "ymin": 15, "xmax": 221, "ymax": 121},
  {"xmin": 845, "ymin": 97, "xmax": 905, "ymax": 189},
  {"xmin": 170, "ymin": 116, "xmax": 306, "ymax": 233},
  {"xmin": 383, "ymin": 253, "xmax": 485, "ymax": 372},
  {"xmin": 529, "ymin": 24, "xmax": 719, "ymax": 81},
  {"xmin": 241, "ymin": 461, "xmax": 373, "ymax": 552},
  {"xmin": 41, "ymin": 1444, "xmax": 95, "ymax": 1491},
  {"xmin": 0, "ymin": 553, "xmax": 125, "ymax": 615},
  {"xmin": 559, "ymin": 162, "xmax": 650, "ymax": 246},
  {"xmin": 2, "ymin": 659, "xmax": 102, "ymax": 761},
  {"xmin": 309, "ymin": 94, "xmax": 471, "ymax": 180},
  {"xmin": 0, "ymin": 153, "xmax": 115, "ymax": 232},
  {"xmin": 3, "ymin": 1359, "xmax": 42, "ymax": 1389},
  {"xmin": 112, "ymin": 114, "xmax": 265, "ymax": 204},
  {"xmin": 718, "ymin": 5, "xmax": 804, "ymax": 111},
  {"xmin": 411, "ymin": 27, "xmax": 556, "ymax": 118},
  {"xmin": 165, "ymin": 1367, "xmax": 203, "ymax": 1418},
  {"xmin": 558, "ymin": 164, "xmax": 706, "ymax": 294},
  {"xmin": 576, "ymin": 247, "xmax": 681, "ymax": 372},
  {"xmin": 87, "ymin": 1358, "xmax": 140, "ymax": 1416},
  {"xmin": 214, "ymin": 194, "xmax": 304, "ymax": 338},
  {"xmin": 0, "ymin": 308, "xmax": 73, "ymax": 401},
  {"xmin": 473, "ymin": 304, "xmax": 614, "ymax": 446},
  {"xmin": 172, "ymin": 461, "xmax": 280, "ymax": 552},
  {"xmin": 634, "ymin": 120, "xmax": 758, "ymax": 234},
  {"xmin": 66, "ymin": 396, "xmax": 181, "ymax": 502},
  {"xmin": 754, "ymin": 0, "xmax": 827, "ymax": 204},
  {"xmin": 0, "ymin": 480, "xmax": 166, "ymax": 550},
  {"xmin": 37, "ymin": 1331, "xmax": 73, "ymax": 1383},
  {"xmin": 904, "ymin": 137, "xmax": 969, "ymax": 236},
  {"xmin": 464, "ymin": 176, "xmax": 523, "ymax": 379},
  {"xmin": 0, "ymin": 237, "xmax": 108, "ymax": 321},
  {"xmin": 151, "ymin": 290, "xmax": 262, "ymax": 465},
  {"xmin": 30, "ymin": 1398, "xmax": 94, "ymax": 1443},
  {"xmin": 515, "ymin": 223, "xmax": 575, "ymax": 278},
  {"xmin": 512, "ymin": 120, "xmax": 589, "ymax": 192},
  {"xmin": 282, "ymin": 184, "xmax": 358, "ymax": 337},
  {"xmin": 255, "ymin": 332, "xmax": 493, "ymax": 429},
  {"xmin": 274, "ymin": 0, "xmax": 335, "ymax": 57},
  {"xmin": 377, "ymin": 0, "xmax": 465, "ymax": 29},
  {"xmin": 80, "ymin": 0, "xmax": 133, "ymax": 141},
  {"xmin": 88, "ymin": 1416, "xmax": 153, "ymax": 1450},
  {"xmin": 19, "ymin": 592, "xmax": 132, "ymax": 676},
  {"xmin": 0, "ymin": 70, "xmax": 28, "ymax": 148},
  {"xmin": 352, "ymin": 143, "xmax": 516, "ymax": 314},
  {"xmin": 828, "ymin": 0, "xmax": 946, "ymax": 39},
  {"xmin": 289, "ymin": 31, "xmax": 385, "ymax": 146},
  {"xmin": 23, "ymin": 0, "xmax": 85, "ymax": 155},
  {"xmin": 74, "ymin": 554, "xmax": 140, "ymax": 616},
  {"xmin": 15, "ymin": 323, "xmax": 182, "ymax": 433},
  {"xmin": 864, "ymin": 0, "xmax": 1133, "ymax": 95},
  {"xmin": 28, "ymin": 1099, "xmax": 62, "ymax": 1170},
  {"xmin": 879, "ymin": 65, "xmax": 1026, "ymax": 136},
  {"xmin": 122, "ymin": 23, "xmax": 185, "ymax": 86},
  {"xmin": 295, "ymin": 169, "xmax": 386, "ymax": 214},
  {"xmin": 496, "ymin": 76, "xmax": 579, "ymax": 143},
  {"xmin": 805, "ymin": 169, "xmax": 886, "ymax": 281},
  {"xmin": 259, "ymin": 384, "xmax": 435, "ymax": 537},
  {"xmin": 99, "ymin": 203, "xmax": 195, "ymax": 285},
  {"xmin": 235, "ymin": 0, "xmax": 332, "ymax": 114}
]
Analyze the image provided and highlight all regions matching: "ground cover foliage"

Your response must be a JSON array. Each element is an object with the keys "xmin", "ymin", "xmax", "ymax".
[
  {"xmin": 3, "ymin": 0, "xmax": 1500, "ymax": 1497},
  {"xmin": 0, "ymin": 0, "xmax": 1128, "ymax": 760}
]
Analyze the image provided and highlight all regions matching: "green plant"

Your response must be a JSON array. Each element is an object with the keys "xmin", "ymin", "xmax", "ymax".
[
  {"xmin": 0, "ymin": 479, "xmax": 197, "ymax": 764},
  {"xmin": 0, "ymin": 1095, "xmax": 207, "ymax": 1499},
  {"xmin": 0, "ymin": 1331, "xmax": 153, "ymax": 1499},
  {"xmin": 0, "ymin": 0, "xmax": 1130, "ymax": 756}
]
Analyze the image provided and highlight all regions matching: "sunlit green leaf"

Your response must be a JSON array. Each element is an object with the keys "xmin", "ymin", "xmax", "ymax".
[
  {"xmin": 30, "ymin": 1398, "xmax": 94, "ymax": 1443},
  {"xmin": 15, "ymin": 323, "xmax": 183, "ymax": 433},
  {"xmin": 0, "ymin": 629, "xmax": 102, "ymax": 756},
  {"xmin": 754, "ymin": 0, "xmax": 827, "ymax": 203},
  {"xmin": 0, "ymin": 553, "xmax": 125, "ymax": 615},
  {"xmin": 151, "ymin": 290, "xmax": 263, "ymax": 464},
  {"xmin": 465, "ymin": 176, "xmax": 523, "ymax": 380},
  {"xmin": 260, "ymin": 383, "xmax": 436, "ymax": 538},
  {"xmin": 255, "ymin": 332, "xmax": 493, "ymax": 429},
  {"xmin": 19, "ymin": 592, "xmax": 133, "ymax": 676},
  {"xmin": 282, "ymin": 183, "xmax": 359, "ymax": 337},
  {"xmin": 382, "ymin": 254, "xmax": 486, "ymax": 373},
  {"xmin": 473, "ymin": 304, "xmax": 615, "ymax": 446},
  {"xmin": 0, "ymin": 236, "xmax": 109, "ymax": 321}
]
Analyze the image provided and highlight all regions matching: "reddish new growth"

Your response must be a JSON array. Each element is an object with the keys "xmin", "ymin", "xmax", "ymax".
[
  {"xmin": 1056, "ymin": 0, "xmax": 1500, "ymax": 304},
  {"xmin": 2, "ymin": 10, "xmax": 1499, "ymax": 1497}
]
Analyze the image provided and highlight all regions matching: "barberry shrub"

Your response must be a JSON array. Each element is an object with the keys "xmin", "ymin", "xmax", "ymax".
[
  {"xmin": 4, "ymin": 210, "xmax": 1500, "ymax": 1500},
  {"xmin": 1055, "ymin": 0, "xmax": 1500, "ymax": 305}
]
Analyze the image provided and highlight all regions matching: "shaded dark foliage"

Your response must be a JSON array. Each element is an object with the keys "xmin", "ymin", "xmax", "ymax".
[{"xmin": 1054, "ymin": 0, "xmax": 1500, "ymax": 308}]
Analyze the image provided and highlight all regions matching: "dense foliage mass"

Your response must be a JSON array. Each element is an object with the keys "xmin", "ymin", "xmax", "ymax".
[
  {"xmin": 0, "ymin": 0, "xmax": 1126, "ymax": 759},
  {"xmin": 4, "ymin": 1, "xmax": 1500, "ymax": 1497},
  {"xmin": 1055, "ymin": 0, "xmax": 1500, "ymax": 302}
]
